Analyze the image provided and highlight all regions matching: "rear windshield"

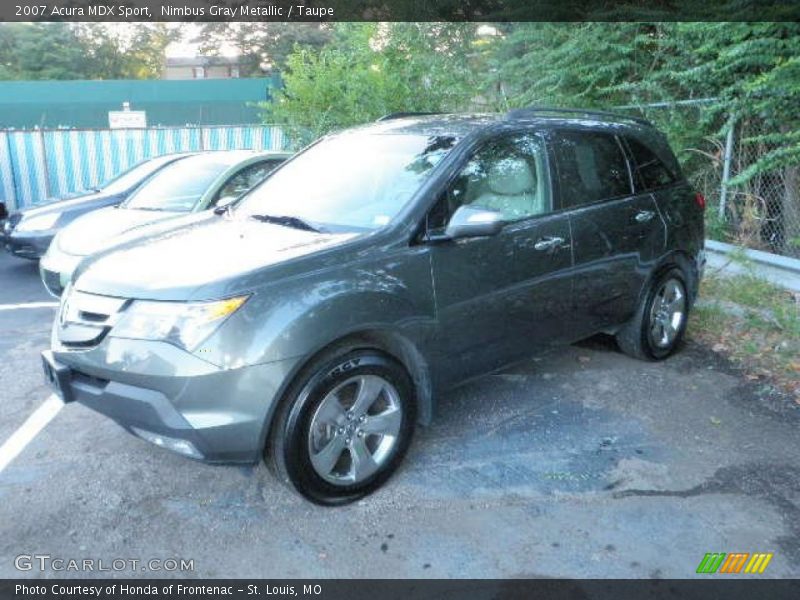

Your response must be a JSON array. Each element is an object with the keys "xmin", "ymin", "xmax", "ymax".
[{"xmin": 100, "ymin": 156, "xmax": 176, "ymax": 195}]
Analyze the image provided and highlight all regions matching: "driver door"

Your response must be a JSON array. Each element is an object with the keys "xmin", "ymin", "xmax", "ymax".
[{"xmin": 427, "ymin": 132, "xmax": 574, "ymax": 385}]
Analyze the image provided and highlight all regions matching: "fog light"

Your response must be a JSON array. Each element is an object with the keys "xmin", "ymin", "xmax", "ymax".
[{"xmin": 130, "ymin": 427, "xmax": 203, "ymax": 459}]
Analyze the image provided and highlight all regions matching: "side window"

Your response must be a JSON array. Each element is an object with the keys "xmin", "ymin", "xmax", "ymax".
[
  {"xmin": 552, "ymin": 131, "xmax": 632, "ymax": 208},
  {"xmin": 625, "ymin": 137, "xmax": 677, "ymax": 191},
  {"xmin": 430, "ymin": 133, "xmax": 551, "ymax": 231},
  {"xmin": 212, "ymin": 160, "xmax": 281, "ymax": 206}
]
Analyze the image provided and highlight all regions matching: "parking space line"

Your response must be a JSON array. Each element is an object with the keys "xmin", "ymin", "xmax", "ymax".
[
  {"xmin": 0, "ymin": 302, "xmax": 58, "ymax": 311},
  {"xmin": 0, "ymin": 394, "xmax": 64, "ymax": 474}
]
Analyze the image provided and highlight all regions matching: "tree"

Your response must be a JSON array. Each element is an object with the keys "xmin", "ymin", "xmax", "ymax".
[
  {"xmin": 0, "ymin": 23, "xmax": 176, "ymax": 81},
  {"xmin": 262, "ymin": 23, "xmax": 481, "ymax": 145},
  {"xmin": 196, "ymin": 23, "xmax": 332, "ymax": 75},
  {"xmin": 489, "ymin": 23, "xmax": 666, "ymax": 109},
  {"xmin": 0, "ymin": 23, "xmax": 94, "ymax": 80}
]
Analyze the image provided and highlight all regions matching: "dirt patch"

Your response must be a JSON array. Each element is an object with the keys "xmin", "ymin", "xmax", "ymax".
[{"xmin": 689, "ymin": 273, "xmax": 800, "ymax": 401}]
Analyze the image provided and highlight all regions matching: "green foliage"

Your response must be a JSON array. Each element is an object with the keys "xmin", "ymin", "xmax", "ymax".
[
  {"xmin": 0, "ymin": 23, "xmax": 177, "ymax": 81},
  {"xmin": 657, "ymin": 23, "xmax": 800, "ymax": 186},
  {"xmin": 704, "ymin": 207, "xmax": 730, "ymax": 242},
  {"xmin": 197, "ymin": 23, "xmax": 332, "ymax": 75},
  {"xmin": 490, "ymin": 23, "xmax": 668, "ymax": 109},
  {"xmin": 261, "ymin": 23, "xmax": 481, "ymax": 146}
]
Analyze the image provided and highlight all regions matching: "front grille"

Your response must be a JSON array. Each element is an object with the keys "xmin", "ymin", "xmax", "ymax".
[{"xmin": 59, "ymin": 290, "xmax": 129, "ymax": 347}]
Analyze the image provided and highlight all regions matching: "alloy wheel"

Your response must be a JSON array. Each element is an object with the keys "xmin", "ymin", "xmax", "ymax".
[
  {"xmin": 307, "ymin": 374, "xmax": 403, "ymax": 485},
  {"xmin": 648, "ymin": 278, "xmax": 686, "ymax": 349}
]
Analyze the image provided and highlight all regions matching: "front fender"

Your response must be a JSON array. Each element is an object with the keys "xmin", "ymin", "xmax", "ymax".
[{"xmin": 202, "ymin": 250, "xmax": 437, "ymax": 370}]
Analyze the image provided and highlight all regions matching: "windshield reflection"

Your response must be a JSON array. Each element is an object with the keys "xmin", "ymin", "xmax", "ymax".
[{"xmin": 236, "ymin": 132, "xmax": 458, "ymax": 232}]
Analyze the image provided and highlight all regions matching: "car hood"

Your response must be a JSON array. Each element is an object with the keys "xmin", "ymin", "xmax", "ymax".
[
  {"xmin": 19, "ymin": 190, "xmax": 118, "ymax": 218},
  {"xmin": 75, "ymin": 217, "xmax": 360, "ymax": 300},
  {"xmin": 57, "ymin": 206, "xmax": 186, "ymax": 256}
]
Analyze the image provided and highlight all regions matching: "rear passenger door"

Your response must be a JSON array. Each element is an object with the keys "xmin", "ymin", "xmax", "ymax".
[{"xmin": 551, "ymin": 129, "xmax": 666, "ymax": 337}]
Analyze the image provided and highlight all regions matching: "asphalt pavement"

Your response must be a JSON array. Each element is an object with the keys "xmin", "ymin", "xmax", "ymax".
[{"xmin": 0, "ymin": 251, "xmax": 798, "ymax": 579}]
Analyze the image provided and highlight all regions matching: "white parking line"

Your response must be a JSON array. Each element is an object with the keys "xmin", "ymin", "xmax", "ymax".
[
  {"xmin": 0, "ymin": 395, "xmax": 64, "ymax": 474},
  {"xmin": 0, "ymin": 302, "xmax": 58, "ymax": 311}
]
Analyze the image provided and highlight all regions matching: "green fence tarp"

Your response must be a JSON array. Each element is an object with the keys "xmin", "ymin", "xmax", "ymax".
[{"xmin": 0, "ymin": 77, "xmax": 279, "ymax": 129}]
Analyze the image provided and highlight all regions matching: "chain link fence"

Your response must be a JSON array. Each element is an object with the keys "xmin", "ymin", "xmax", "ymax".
[{"xmin": 622, "ymin": 100, "xmax": 800, "ymax": 260}]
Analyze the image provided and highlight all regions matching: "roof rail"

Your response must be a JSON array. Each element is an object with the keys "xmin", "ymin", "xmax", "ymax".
[
  {"xmin": 506, "ymin": 107, "xmax": 653, "ymax": 128},
  {"xmin": 376, "ymin": 112, "xmax": 442, "ymax": 122}
]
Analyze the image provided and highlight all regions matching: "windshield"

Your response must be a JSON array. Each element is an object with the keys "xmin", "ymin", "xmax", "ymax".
[
  {"xmin": 236, "ymin": 132, "xmax": 458, "ymax": 231},
  {"xmin": 100, "ymin": 156, "xmax": 177, "ymax": 195},
  {"xmin": 123, "ymin": 155, "xmax": 233, "ymax": 212}
]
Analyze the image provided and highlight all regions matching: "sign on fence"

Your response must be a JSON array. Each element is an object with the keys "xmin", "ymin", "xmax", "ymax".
[{"xmin": 108, "ymin": 110, "xmax": 147, "ymax": 129}]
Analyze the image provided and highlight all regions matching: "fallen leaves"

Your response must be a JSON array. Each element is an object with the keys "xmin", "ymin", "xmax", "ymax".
[{"xmin": 689, "ymin": 278, "xmax": 800, "ymax": 399}]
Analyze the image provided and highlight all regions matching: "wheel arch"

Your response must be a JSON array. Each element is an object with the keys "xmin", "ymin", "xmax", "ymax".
[
  {"xmin": 257, "ymin": 327, "xmax": 434, "ymax": 458},
  {"xmin": 636, "ymin": 250, "xmax": 698, "ymax": 310}
]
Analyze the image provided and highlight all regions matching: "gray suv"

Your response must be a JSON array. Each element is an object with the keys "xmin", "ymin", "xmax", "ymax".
[{"xmin": 42, "ymin": 110, "xmax": 705, "ymax": 504}]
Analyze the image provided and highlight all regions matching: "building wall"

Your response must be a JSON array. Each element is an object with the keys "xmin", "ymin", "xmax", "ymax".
[{"xmin": 164, "ymin": 65, "xmax": 240, "ymax": 80}]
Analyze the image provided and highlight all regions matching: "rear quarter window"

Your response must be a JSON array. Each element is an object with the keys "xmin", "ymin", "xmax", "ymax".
[
  {"xmin": 625, "ymin": 136, "xmax": 678, "ymax": 191},
  {"xmin": 551, "ymin": 130, "xmax": 632, "ymax": 208}
]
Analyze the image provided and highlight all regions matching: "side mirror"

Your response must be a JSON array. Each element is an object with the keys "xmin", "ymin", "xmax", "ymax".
[
  {"xmin": 216, "ymin": 195, "xmax": 238, "ymax": 209},
  {"xmin": 444, "ymin": 205, "xmax": 504, "ymax": 240}
]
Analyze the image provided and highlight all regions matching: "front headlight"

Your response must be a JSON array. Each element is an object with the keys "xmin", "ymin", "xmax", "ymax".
[
  {"xmin": 111, "ymin": 295, "xmax": 249, "ymax": 352},
  {"xmin": 16, "ymin": 212, "xmax": 60, "ymax": 232}
]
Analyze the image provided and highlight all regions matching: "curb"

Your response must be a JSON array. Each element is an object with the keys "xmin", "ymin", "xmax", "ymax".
[
  {"xmin": 704, "ymin": 239, "xmax": 800, "ymax": 293},
  {"xmin": 705, "ymin": 239, "xmax": 800, "ymax": 275}
]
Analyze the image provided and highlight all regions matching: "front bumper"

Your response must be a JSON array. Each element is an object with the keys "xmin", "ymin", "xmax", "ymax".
[
  {"xmin": 47, "ymin": 338, "xmax": 299, "ymax": 463},
  {"xmin": 3, "ymin": 230, "xmax": 55, "ymax": 260}
]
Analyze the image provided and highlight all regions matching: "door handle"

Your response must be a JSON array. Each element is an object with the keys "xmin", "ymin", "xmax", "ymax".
[
  {"xmin": 534, "ymin": 236, "xmax": 565, "ymax": 251},
  {"xmin": 634, "ymin": 210, "xmax": 655, "ymax": 223}
]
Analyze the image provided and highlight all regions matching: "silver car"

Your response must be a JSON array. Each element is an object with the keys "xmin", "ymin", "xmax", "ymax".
[
  {"xmin": 42, "ymin": 112, "xmax": 704, "ymax": 504},
  {"xmin": 40, "ymin": 150, "xmax": 290, "ymax": 296}
]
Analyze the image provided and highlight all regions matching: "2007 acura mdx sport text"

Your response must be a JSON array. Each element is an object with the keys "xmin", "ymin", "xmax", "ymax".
[{"xmin": 42, "ymin": 110, "xmax": 705, "ymax": 505}]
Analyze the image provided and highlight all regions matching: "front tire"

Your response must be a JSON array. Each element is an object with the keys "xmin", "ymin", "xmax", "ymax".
[
  {"xmin": 268, "ymin": 349, "xmax": 416, "ymax": 505},
  {"xmin": 616, "ymin": 268, "xmax": 689, "ymax": 361}
]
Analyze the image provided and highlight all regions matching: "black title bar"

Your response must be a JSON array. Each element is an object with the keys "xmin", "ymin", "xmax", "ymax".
[{"xmin": 3, "ymin": 0, "xmax": 800, "ymax": 22}]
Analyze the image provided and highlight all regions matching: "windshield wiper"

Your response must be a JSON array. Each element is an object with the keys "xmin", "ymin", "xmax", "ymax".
[{"xmin": 249, "ymin": 214, "xmax": 322, "ymax": 233}]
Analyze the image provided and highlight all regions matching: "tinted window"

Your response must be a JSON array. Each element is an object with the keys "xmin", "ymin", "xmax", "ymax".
[
  {"xmin": 626, "ymin": 137, "xmax": 677, "ymax": 191},
  {"xmin": 429, "ymin": 133, "xmax": 551, "ymax": 231},
  {"xmin": 212, "ymin": 159, "xmax": 283, "ymax": 206},
  {"xmin": 552, "ymin": 131, "xmax": 631, "ymax": 207}
]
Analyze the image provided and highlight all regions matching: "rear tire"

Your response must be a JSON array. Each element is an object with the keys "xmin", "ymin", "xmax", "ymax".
[
  {"xmin": 616, "ymin": 267, "xmax": 689, "ymax": 361},
  {"xmin": 268, "ymin": 348, "xmax": 416, "ymax": 505}
]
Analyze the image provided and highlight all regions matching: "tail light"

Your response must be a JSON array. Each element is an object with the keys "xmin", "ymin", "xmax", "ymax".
[{"xmin": 695, "ymin": 192, "xmax": 706, "ymax": 210}]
